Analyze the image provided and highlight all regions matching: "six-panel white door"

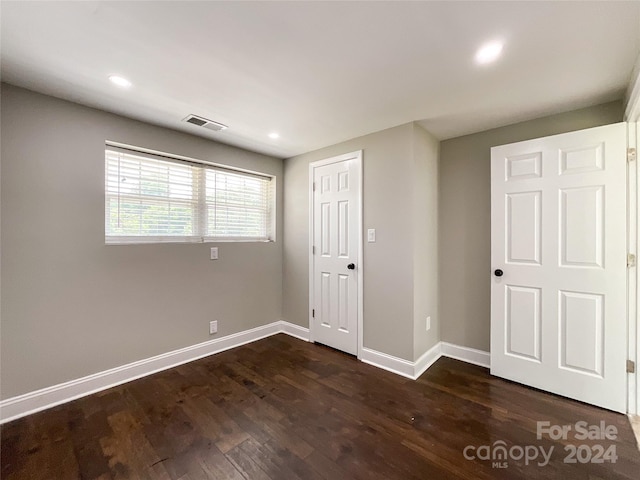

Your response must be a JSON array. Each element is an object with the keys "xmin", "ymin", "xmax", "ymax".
[
  {"xmin": 310, "ymin": 152, "xmax": 361, "ymax": 355},
  {"xmin": 491, "ymin": 123, "xmax": 627, "ymax": 413}
]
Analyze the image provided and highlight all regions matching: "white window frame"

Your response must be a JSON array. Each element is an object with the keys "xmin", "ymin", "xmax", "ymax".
[{"xmin": 105, "ymin": 142, "xmax": 276, "ymax": 244}]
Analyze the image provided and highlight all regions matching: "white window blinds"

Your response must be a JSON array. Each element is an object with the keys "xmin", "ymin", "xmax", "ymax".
[{"xmin": 105, "ymin": 147, "xmax": 274, "ymax": 243}]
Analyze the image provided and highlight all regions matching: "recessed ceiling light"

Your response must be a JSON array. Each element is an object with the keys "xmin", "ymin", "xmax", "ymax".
[
  {"xmin": 475, "ymin": 41, "xmax": 503, "ymax": 65},
  {"xmin": 108, "ymin": 75, "xmax": 132, "ymax": 88},
  {"xmin": 268, "ymin": 132, "xmax": 280, "ymax": 139}
]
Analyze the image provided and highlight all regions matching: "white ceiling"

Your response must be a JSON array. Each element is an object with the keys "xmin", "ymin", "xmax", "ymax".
[{"xmin": 2, "ymin": 1, "xmax": 639, "ymax": 159}]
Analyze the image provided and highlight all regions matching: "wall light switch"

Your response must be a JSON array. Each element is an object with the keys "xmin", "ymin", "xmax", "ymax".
[
  {"xmin": 210, "ymin": 247, "xmax": 219, "ymax": 260},
  {"xmin": 367, "ymin": 229, "xmax": 376, "ymax": 243},
  {"xmin": 426, "ymin": 316, "xmax": 431, "ymax": 331}
]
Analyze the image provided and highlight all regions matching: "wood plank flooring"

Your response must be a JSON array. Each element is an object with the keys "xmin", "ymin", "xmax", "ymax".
[{"xmin": 2, "ymin": 334, "xmax": 639, "ymax": 479}]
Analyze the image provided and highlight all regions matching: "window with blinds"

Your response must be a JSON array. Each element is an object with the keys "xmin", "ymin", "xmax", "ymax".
[{"xmin": 105, "ymin": 146, "xmax": 274, "ymax": 243}]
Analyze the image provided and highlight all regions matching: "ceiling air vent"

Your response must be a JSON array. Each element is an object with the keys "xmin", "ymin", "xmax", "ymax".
[{"xmin": 182, "ymin": 114, "xmax": 228, "ymax": 132}]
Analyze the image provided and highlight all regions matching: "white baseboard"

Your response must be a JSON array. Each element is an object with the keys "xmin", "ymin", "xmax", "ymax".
[
  {"xmin": 280, "ymin": 321, "xmax": 310, "ymax": 341},
  {"xmin": 360, "ymin": 348, "xmax": 416, "ymax": 379},
  {"xmin": 359, "ymin": 341, "xmax": 490, "ymax": 380},
  {"xmin": 0, "ymin": 320, "xmax": 305, "ymax": 424},
  {"xmin": 440, "ymin": 342, "xmax": 491, "ymax": 368},
  {"xmin": 414, "ymin": 342, "xmax": 443, "ymax": 378},
  {"xmin": 0, "ymin": 320, "xmax": 484, "ymax": 424}
]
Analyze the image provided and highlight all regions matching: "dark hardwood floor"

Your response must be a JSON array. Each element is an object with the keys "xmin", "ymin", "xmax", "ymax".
[{"xmin": 2, "ymin": 334, "xmax": 639, "ymax": 479}]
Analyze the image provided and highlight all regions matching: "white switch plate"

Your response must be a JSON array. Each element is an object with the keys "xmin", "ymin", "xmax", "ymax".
[
  {"xmin": 426, "ymin": 316, "xmax": 431, "ymax": 331},
  {"xmin": 210, "ymin": 320, "xmax": 218, "ymax": 334},
  {"xmin": 367, "ymin": 229, "xmax": 376, "ymax": 242},
  {"xmin": 210, "ymin": 247, "xmax": 219, "ymax": 260}
]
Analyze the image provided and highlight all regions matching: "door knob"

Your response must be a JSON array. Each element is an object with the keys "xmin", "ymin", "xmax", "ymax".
[
  {"xmin": 347, "ymin": 263, "xmax": 356, "ymax": 270},
  {"xmin": 494, "ymin": 269, "xmax": 504, "ymax": 277}
]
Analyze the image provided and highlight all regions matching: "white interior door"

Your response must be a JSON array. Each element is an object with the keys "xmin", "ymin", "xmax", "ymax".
[
  {"xmin": 491, "ymin": 123, "xmax": 628, "ymax": 413},
  {"xmin": 310, "ymin": 151, "xmax": 362, "ymax": 355}
]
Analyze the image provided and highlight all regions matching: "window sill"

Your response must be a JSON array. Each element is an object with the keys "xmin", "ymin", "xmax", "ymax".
[{"xmin": 105, "ymin": 237, "xmax": 274, "ymax": 245}]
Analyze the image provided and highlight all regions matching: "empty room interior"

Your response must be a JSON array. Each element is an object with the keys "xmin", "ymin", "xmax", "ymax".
[{"xmin": 3, "ymin": 1, "xmax": 640, "ymax": 479}]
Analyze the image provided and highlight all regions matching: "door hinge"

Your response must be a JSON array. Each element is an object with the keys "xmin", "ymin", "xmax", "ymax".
[
  {"xmin": 313, "ymin": 182, "xmax": 316, "ymax": 191},
  {"xmin": 628, "ymin": 148, "xmax": 636, "ymax": 163},
  {"xmin": 628, "ymin": 253, "xmax": 636, "ymax": 267},
  {"xmin": 627, "ymin": 360, "xmax": 636, "ymax": 374},
  {"xmin": 312, "ymin": 309, "xmax": 315, "ymax": 318},
  {"xmin": 312, "ymin": 246, "xmax": 316, "ymax": 255}
]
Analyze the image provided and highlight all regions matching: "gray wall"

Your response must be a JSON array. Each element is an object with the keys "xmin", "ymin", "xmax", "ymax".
[
  {"xmin": 1, "ymin": 85, "xmax": 623, "ymax": 400},
  {"xmin": 283, "ymin": 124, "xmax": 416, "ymax": 360},
  {"xmin": 412, "ymin": 124, "xmax": 440, "ymax": 360},
  {"xmin": 439, "ymin": 100, "xmax": 623, "ymax": 352},
  {"xmin": 1, "ymin": 85, "xmax": 283, "ymax": 399},
  {"xmin": 283, "ymin": 122, "xmax": 440, "ymax": 361}
]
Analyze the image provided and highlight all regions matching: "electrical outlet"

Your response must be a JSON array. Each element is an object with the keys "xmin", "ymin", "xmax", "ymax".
[
  {"xmin": 426, "ymin": 316, "xmax": 431, "ymax": 331},
  {"xmin": 210, "ymin": 247, "xmax": 219, "ymax": 260},
  {"xmin": 209, "ymin": 320, "xmax": 218, "ymax": 335}
]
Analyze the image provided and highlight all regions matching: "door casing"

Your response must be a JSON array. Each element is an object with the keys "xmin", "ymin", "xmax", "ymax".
[{"xmin": 628, "ymin": 122, "xmax": 639, "ymax": 415}]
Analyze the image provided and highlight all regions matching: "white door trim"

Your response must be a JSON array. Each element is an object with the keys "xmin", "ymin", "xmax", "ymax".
[
  {"xmin": 629, "ymin": 122, "xmax": 639, "ymax": 415},
  {"xmin": 625, "ymin": 56, "xmax": 640, "ymax": 413},
  {"xmin": 308, "ymin": 150, "xmax": 363, "ymax": 359},
  {"xmin": 636, "ymin": 122, "xmax": 640, "ymax": 416}
]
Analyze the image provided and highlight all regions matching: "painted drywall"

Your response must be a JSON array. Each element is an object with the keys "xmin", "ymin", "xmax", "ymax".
[
  {"xmin": 625, "ymin": 51, "xmax": 640, "ymax": 121},
  {"xmin": 439, "ymin": 100, "xmax": 623, "ymax": 352},
  {"xmin": 283, "ymin": 124, "xmax": 416, "ymax": 359},
  {"xmin": 0, "ymin": 84, "xmax": 283, "ymax": 399},
  {"xmin": 412, "ymin": 124, "xmax": 439, "ymax": 361},
  {"xmin": 283, "ymin": 122, "xmax": 440, "ymax": 361}
]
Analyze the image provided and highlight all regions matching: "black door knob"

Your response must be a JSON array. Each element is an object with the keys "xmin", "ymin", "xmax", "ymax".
[
  {"xmin": 494, "ymin": 269, "xmax": 504, "ymax": 277},
  {"xmin": 347, "ymin": 263, "xmax": 356, "ymax": 270}
]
